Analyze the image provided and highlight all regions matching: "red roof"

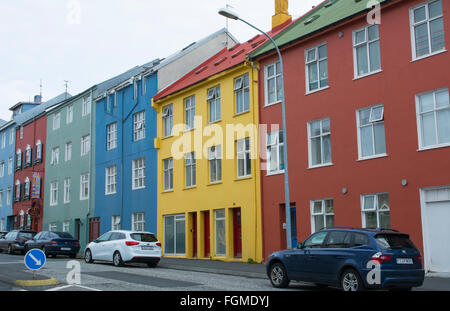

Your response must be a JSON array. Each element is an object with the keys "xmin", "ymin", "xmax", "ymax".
[{"xmin": 153, "ymin": 19, "xmax": 293, "ymax": 102}]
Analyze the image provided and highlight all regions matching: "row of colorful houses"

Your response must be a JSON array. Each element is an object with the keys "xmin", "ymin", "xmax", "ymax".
[{"xmin": 0, "ymin": 0, "xmax": 449, "ymax": 273}]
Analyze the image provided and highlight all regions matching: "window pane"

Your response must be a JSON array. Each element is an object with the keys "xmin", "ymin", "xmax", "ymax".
[
  {"xmin": 379, "ymin": 211, "xmax": 391, "ymax": 228},
  {"xmin": 308, "ymin": 63, "xmax": 318, "ymax": 90},
  {"xmin": 420, "ymin": 93, "xmax": 435, "ymax": 112},
  {"xmin": 310, "ymin": 120, "xmax": 321, "ymax": 136},
  {"xmin": 318, "ymin": 44, "xmax": 327, "ymax": 59},
  {"xmin": 378, "ymin": 193, "xmax": 389, "ymax": 210},
  {"xmin": 437, "ymin": 109, "xmax": 450, "ymax": 144},
  {"xmin": 359, "ymin": 108, "xmax": 371, "ymax": 126},
  {"xmin": 276, "ymin": 76, "xmax": 283, "ymax": 101},
  {"xmin": 244, "ymin": 88, "xmax": 250, "ymax": 112},
  {"xmin": 307, "ymin": 49, "xmax": 316, "ymax": 62},
  {"xmin": 356, "ymin": 45, "xmax": 369, "ymax": 75},
  {"xmin": 415, "ymin": 23, "xmax": 430, "ymax": 57},
  {"xmin": 368, "ymin": 25, "xmax": 379, "ymax": 41},
  {"xmin": 314, "ymin": 215, "xmax": 324, "ymax": 232},
  {"xmin": 365, "ymin": 212, "xmax": 378, "ymax": 228},
  {"xmin": 414, "ymin": 6, "xmax": 427, "ymax": 23},
  {"xmin": 369, "ymin": 41, "xmax": 381, "ymax": 72},
  {"xmin": 355, "ymin": 29, "xmax": 366, "ymax": 44},
  {"xmin": 267, "ymin": 65, "xmax": 274, "ymax": 77},
  {"xmin": 311, "ymin": 137, "xmax": 322, "ymax": 166},
  {"xmin": 322, "ymin": 134, "xmax": 332, "ymax": 164},
  {"xmin": 421, "ymin": 112, "xmax": 437, "ymax": 146},
  {"xmin": 364, "ymin": 195, "xmax": 375, "ymax": 211},
  {"xmin": 430, "ymin": 18, "xmax": 445, "ymax": 53},
  {"xmin": 429, "ymin": 0, "xmax": 443, "ymax": 18},
  {"xmin": 436, "ymin": 90, "xmax": 450, "ymax": 108},
  {"xmin": 175, "ymin": 219, "xmax": 185, "ymax": 254},
  {"xmin": 373, "ymin": 122, "xmax": 386, "ymax": 155},
  {"xmin": 164, "ymin": 217, "xmax": 174, "ymax": 254},
  {"xmin": 268, "ymin": 78, "xmax": 276, "ymax": 104},
  {"xmin": 322, "ymin": 118, "xmax": 330, "ymax": 133},
  {"xmin": 325, "ymin": 215, "xmax": 334, "ymax": 229},
  {"xmin": 319, "ymin": 60, "xmax": 328, "ymax": 87},
  {"xmin": 360, "ymin": 126, "xmax": 374, "ymax": 157}
]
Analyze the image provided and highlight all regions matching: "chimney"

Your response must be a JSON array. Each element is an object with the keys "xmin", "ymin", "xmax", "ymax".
[
  {"xmin": 272, "ymin": 0, "xmax": 292, "ymax": 30},
  {"xmin": 34, "ymin": 95, "xmax": 42, "ymax": 103}
]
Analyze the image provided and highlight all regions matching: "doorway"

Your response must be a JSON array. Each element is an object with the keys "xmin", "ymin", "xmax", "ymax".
[
  {"xmin": 233, "ymin": 208, "xmax": 242, "ymax": 258},
  {"xmin": 203, "ymin": 211, "xmax": 210, "ymax": 258}
]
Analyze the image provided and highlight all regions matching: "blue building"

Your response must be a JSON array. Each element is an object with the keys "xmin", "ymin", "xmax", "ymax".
[
  {"xmin": 0, "ymin": 96, "xmax": 42, "ymax": 231},
  {"xmin": 94, "ymin": 29, "xmax": 238, "ymax": 235}
]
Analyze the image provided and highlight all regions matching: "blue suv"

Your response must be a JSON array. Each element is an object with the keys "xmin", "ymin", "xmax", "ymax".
[{"xmin": 266, "ymin": 227, "xmax": 424, "ymax": 291}]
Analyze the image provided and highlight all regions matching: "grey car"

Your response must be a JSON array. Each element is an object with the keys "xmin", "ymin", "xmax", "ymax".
[{"xmin": 0, "ymin": 230, "xmax": 36, "ymax": 255}]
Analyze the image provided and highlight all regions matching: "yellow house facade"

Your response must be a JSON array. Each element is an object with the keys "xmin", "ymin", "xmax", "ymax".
[{"xmin": 152, "ymin": 45, "xmax": 264, "ymax": 262}]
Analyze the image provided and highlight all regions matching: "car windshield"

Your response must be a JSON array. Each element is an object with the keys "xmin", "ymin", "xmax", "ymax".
[
  {"xmin": 18, "ymin": 232, "xmax": 36, "ymax": 239},
  {"xmin": 54, "ymin": 232, "xmax": 74, "ymax": 239},
  {"xmin": 131, "ymin": 233, "xmax": 158, "ymax": 242},
  {"xmin": 375, "ymin": 234, "xmax": 416, "ymax": 250}
]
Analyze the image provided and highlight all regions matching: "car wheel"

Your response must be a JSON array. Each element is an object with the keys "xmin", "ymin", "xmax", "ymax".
[
  {"xmin": 7, "ymin": 244, "xmax": 13, "ymax": 255},
  {"xmin": 341, "ymin": 269, "xmax": 364, "ymax": 292},
  {"xmin": 147, "ymin": 262, "xmax": 158, "ymax": 268},
  {"xmin": 269, "ymin": 262, "xmax": 290, "ymax": 288},
  {"xmin": 113, "ymin": 251, "xmax": 124, "ymax": 267},
  {"xmin": 84, "ymin": 249, "xmax": 93, "ymax": 263}
]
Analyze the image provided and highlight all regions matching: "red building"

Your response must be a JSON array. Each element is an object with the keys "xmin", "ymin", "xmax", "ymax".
[
  {"xmin": 13, "ymin": 93, "xmax": 69, "ymax": 232},
  {"xmin": 252, "ymin": 0, "xmax": 450, "ymax": 273}
]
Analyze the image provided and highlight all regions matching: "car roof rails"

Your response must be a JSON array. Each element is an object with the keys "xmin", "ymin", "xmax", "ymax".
[
  {"xmin": 320, "ymin": 226, "xmax": 364, "ymax": 231},
  {"xmin": 320, "ymin": 226, "xmax": 400, "ymax": 232}
]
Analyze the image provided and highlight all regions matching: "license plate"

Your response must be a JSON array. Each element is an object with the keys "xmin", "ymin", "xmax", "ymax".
[
  {"xmin": 141, "ymin": 246, "xmax": 154, "ymax": 250},
  {"xmin": 396, "ymin": 258, "xmax": 413, "ymax": 264}
]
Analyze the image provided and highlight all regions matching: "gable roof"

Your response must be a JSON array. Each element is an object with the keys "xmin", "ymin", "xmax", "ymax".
[
  {"xmin": 14, "ymin": 92, "xmax": 71, "ymax": 126},
  {"xmin": 250, "ymin": 0, "xmax": 389, "ymax": 59},
  {"xmin": 153, "ymin": 21, "xmax": 293, "ymax": 102}
]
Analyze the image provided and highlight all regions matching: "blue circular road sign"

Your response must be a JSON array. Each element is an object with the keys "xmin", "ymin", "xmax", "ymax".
[{"xmin": 24, "ymin": 249, "xmax": 46, "ymax": 271}]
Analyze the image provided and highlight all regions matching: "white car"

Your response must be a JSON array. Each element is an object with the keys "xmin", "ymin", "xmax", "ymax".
[{"xmin": 84, "ymin": 230, "xmax": 161, "ymax": 267}]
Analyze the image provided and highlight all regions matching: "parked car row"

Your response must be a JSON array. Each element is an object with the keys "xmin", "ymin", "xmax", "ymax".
[{"xmin": 0, "ymin": 229, "xmax": 162, "ymax": 268}]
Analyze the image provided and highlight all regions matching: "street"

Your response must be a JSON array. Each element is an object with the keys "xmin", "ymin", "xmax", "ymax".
[{"xmin": 0, "ymin": 253, "xmax": 449, "ymax": 292}]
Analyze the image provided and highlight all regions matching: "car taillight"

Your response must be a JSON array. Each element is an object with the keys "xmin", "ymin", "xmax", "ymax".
[
  {"xmin": 125, "ymin": 241, "xmax": 140, "ymax": 247},
  {"xmin": 417, "ymin": 255, "xmax": 423, "ymax": 265},
  {"xmin": 74, "ymin": 242, "xmax": 80, "ymax": 246},
  {"xmin": 371, "ymin": 252, "xmax": 393, "ymax": 264},
  {"xmin": 49, "ymin": 241, "xmax": 58, "ymax": 245},
  {"xmin": 156, "ymin": 242, "xmax": 161, "ymax": 247}
]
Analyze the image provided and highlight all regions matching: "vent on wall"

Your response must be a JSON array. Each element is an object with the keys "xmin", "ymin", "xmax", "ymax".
[
  {"xmin": 324, "ymin": 0, "xmax": 339, "ymax": 8},
  {"xmin": 304, "ymin": 15, "xmax": 320, "ymax": 25}
]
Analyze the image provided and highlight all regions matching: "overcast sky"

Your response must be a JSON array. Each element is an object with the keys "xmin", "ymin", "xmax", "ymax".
[{"xmin": 0, "ymin": 0, "xmax": 323, "ymax": 121}]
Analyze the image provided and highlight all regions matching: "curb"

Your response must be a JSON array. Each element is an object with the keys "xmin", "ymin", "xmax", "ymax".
[
  {"xmin": 15, "ymin": 278, "xmax": 60, "ymax": 287},
  {"xmin": 159, "ymin": 264, "xmax": 267, "ymax": 280}
]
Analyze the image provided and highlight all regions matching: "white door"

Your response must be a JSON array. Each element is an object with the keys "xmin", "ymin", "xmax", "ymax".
[{"xmin": 422, "ymin": 187, "xmax": 450, "ymax": 273}]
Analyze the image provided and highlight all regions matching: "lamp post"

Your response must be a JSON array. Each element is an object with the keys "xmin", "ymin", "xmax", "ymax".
[{"xmin": 219, "ymin": 8, "xmax": 293, "ymax": 249}]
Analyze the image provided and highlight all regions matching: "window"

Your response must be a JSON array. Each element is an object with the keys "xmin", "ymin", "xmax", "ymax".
[
  {"xmin": 25, "ymin": 145, "xmax": 32, "ymax": 167},
  {"xmin": 49, "ymin": 223, "xmax": 57, "ymax": 232},
  {"xmin": 266, "ymin": 130, "xmax": 284, "ymax": 174},
  {"xmin": 305, "ymin": 43, "xmax": 328, "ymax": 92},
  {"xmin": 66, "ymin": 105, "xmax": 73, "ymax": 124},
  {"xmin": 163, "ymin": 158, "xmax": 173, "ymax": 191},
  {"xmin": 353, "ymin": 24, "xmax": 381, "ymax": 78},
  {"xmin": 324, "ymin": 231, "xmax": 352, "ymax": 248},
  {"xmin": 311, "ymin": 199, "xmax": 334, "ymax": 233},
  {"xmin": 357, "ymin": 105, "xmax": 386, "ymax": 159},
  {"xmin": 209, "ymin": 145, "xmax": 222, "ymax": 183},
  {"xmin": 361, "ymin": 193, "xmax": 390, "ymax": 229},
  {"xmin": 1, "ymin": 133, "xmax": 5, "ymax": 148},
  {"xmin": 207, "ymin": 86, "xmax": 221, "ymax": 123},
  {"xmin": 234, "ymin": 74, "xmax": 250, "ymax": 114},
  {"xmin": 164, "ymin": 214, "xmax": 186, "ymax": 255},
  {"xmin": 162, "ymin": 104, "xmax": 173, "ymax": 137},
  {"xmin": 80, "ymin": 173, "xmax": 89, "ymax": 200},
  {"xmin": 185, "ymin": 152, "xmax": 196, "ymax": 188},
  {"xmin": 132, "ymin": 158, "xmax": 146, "ymax": 190},
  {"xmin": 0, "ymin": 191, "xmax": 3, "ymax": 207},
  {"xmin": 107, "ymin": 122, "xmax": 117, "ymax": 150},
  {"xmin": 82, "ymin": 95, "xmax": 91, "ymax": 116},
  {"xmin": 9, "ymin": 129, "xmax": 13, "ymax": 145},
  {"xmin": 6, "ymin": 187, "xmax": 11, "ymax": 205},
  {"xmin": 416, "ymin": 88, "xmax": 450, "ymax": 149},
  {"xmin": 65, "ymin": 142, "xmax": 72, "ymax": 162},
  {"xmin": 111, "ymin": 215, "xmax": 121, "ymax": 230},
  {"xmin": 35, "ymin": 141, "xmax": 42, "ymax": 163},
  {"xmin": 237, "ymin": 138, "xmax": 251, "ymax": 178},
  {"xmin": 64, "ymin": 178, "xmax": 71, "ymax": 203},
  {"xmin": 0, "ymin": 162, "xmax": 4, "ymax": 178},
  {"xmin": 15, "ymin": 180, "xmax": 20, "ymax": 201},
  {"xmin": 215, "ymin": 209, "xmax": 226, "ymax": 256},
  {"xmin": 184, "ymin": 96, "xmax": 195, "ymax": 131},
  {"xmin": 20, "ymin": 126, "xmax": 23, "ymax": 139},
  {"xmin": 308, "ymin": 118, "xmax": 332, "ymax": 167},
  {"xmin": 51, "ymin": 147, "xmax": 60, "ymax": 166},
  {"xmin": 50, "ymin": 181, "xmax": 58, "ymax": 206},
  {"xmin": 410, "ymin": 0, "xmax": 445, "ymax": 60},
  {"xmin": 81, "ymin": 135, "xmax": 90, "ymax": 156},
  {"xmin": 105, "ymin": 165, "xmax": 117, "ymax": 195},
  {"xmin": 132, "ymin": 212, "xmax": 145, "ymax": 232},
  {"xmin": 265, "ymin": 62, "xmax": 283, "ymax": 106},
  {"xmin": 24, "ymin": 177, "xmax": 30, "ymax": 199},
  {"xmin": 133, "ymin": 111, "xmax": 145, "ymax": 141},
  {"xmin": 53, "ymin": 112, "xmax": 61, "ymax": 130},
  {"xmin": 16, "ymin": 150, "xmax": 22, "ymax": 170},
  {"xmin": 63, "ymin": 221, "xmax": 69, "ymax": 233},
  {"xmin": 8, "ymin": 157, "xmax": 13, "ymax": 175}
]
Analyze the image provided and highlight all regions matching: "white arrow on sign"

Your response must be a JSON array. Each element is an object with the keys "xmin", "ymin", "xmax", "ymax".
[{"xmin": 29, "ymin": 253, "xmax": 42, "ymax": 266}]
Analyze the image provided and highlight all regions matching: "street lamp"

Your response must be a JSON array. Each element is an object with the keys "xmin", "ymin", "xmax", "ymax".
[{"xmin": 219, "ymin": 8, "xmax": 293, "ymax": 249}]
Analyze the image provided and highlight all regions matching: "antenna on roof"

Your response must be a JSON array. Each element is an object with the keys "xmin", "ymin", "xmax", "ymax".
[{"xmin": 64, "ymin": 80, "xmax": 70, "ymax": 98}]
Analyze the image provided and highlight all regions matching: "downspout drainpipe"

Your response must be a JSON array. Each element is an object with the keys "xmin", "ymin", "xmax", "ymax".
[{"xmin": 86, "ymin": 88, "xmax": 93, "ymax": 245}]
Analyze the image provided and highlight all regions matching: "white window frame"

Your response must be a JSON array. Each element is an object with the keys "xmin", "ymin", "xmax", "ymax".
[
  {"xmin": 361, "ymin": 193, "xmax": 391, "ymax": 229},
  {"xmin": 80, "ymin": 173, "xmax": 89, "ymax": 200},
  {"xmin": 9, "ymin": 129, "xmax": 13, "ymax": 145},
  {"xmin": 36, "ymin": 140, "xmax": 42, "ymax": 162},
  {"xmin": 264, "ymin": 61, "xmax": 283, "ymax": 107},
  {"xmin": 209, "ymin": 145, "xmax": 222, "ymax": 184},
  {"xmin": 15, "ymin": 180, "xmax": 20, "ymax": 201},
  {"xmin": 65, "ymin": 142, "xmax": 72, "ymax": 162},
  {"xmin": 66, "ymin": 105, "xmax": 73, "ymax": 124},
  {"xmin": 82, "ymin": 95, "xmax": 91, "ymax": 117},
  {"xmin": 356, "ymin": 105, "xmax": 387, "ymax": 160},
  {"xmin": 107, "ymin": 122, "xmax": 118, "ymax": 150},
  {"xmin": 16, "ymin": 149, "xmax": 22, "ymax": 169},
  {"xmin": 162, "ymin": 104, "xmax": 173, "ymax": 138},
  {"xmin": 8, "ymin": 157, "xmax": 13, "ymax": 175},
  {"xmin": 0, "ymin": 190, "xmax": 3, "ymax": 207},
  {"xmin": 307, "ymin": 118, "xmax": 332, "ymax": 168},
  {"xmin": 184, "ymin": 152, "xmax": 196, "ymax": 188},
  {"xmin": 415, "ymin": 88, "xmax": 450, "ymax": 150},
  {"xmin": 53, "ymin": 112, "xmax": 61, "ymax": 130},
  {"xmin": 81, "ymin": 135, "xmax": 90, "ymax": 156},
  {"xmin": 163, "ymin": 158, "xmax": 173, "ymax": 191},
  {"xmin": 25, "ymin": 145, "xmax": 32, "ymax": 166},
  {"xmin": 0, "ymin": 162, "xmax": 4, "ymax": 178},
  {"xmin": 50, "ymin": 181, "xmax": 58, "ymax": 206},
  {"xmin": 184, "ymin": 96, "xmax": 195, "ymax": 131},
  {"xmin": 64, "ymin": 178, "xmax": 71, "ymax": 204},
  {"xmin": 352, "ymin": 24, "xmax": 382, "ymax": 79},
  {"xmin": 310, "ymin": 199, "xmax": 335, "ymax": 233},
  {"xmin": 236, "ymin": 138, "xmax": 251, "ymax": 178},
  {"xmin": 62, "ymin": 221, "xmax": 70, "ymax": 233},
  {"xmin": 6, "ymin": 187, "xmax": 11, "ymax": 205},
  {"xmin": 266, "ymin": 130, "xmax": 285, "ymax": 175},
  {"xmin": 51, "ymin": 147, "xmax": 60, "ymax": 166},
  {"xmin": 207, "ymin": 86, "xmax": 221, "ymax": 123},
  {"xmin": 1, "ymin": 133, "xmax": 5, "ymax": 149},
  {"xmin": 24, "ymin": 177, "xmax": 30, "ymax": 198},
  {"xmin": 132, "ymin": 212, "xmax": 145, "ymax": 232},
  {"xmin": 105, "ymin": 165, "xmax": 117, "ymax": 195},
  {"xmin": 410, "ymin": 0, "xmax": 446, "ymax": 61},
  {"xmin": 234, "ymin": 74, "xmax": 250, "ymax": 114},
  {"xmin": 133, "ymin": 111, "xmax": 145, "ymax": 141},
  {"xmin": 112, "ymin": 215, "xmax": 121, "ymax": 231},
  {"xmin": 163, "ymin": 214, "xmax": 186, "ymax": 256},
  {"xmin": 305, "ymin": 42, "xmax": 329, "ymax": 93},
  {"xmin": 132, "ymin": 158, "xmax": 146, "ymax": 190}
]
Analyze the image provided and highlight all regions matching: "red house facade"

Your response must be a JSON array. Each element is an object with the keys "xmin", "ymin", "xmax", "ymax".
[{"xmin": 253, "ymin": 0, "xmax": 450, "ymax": 273}]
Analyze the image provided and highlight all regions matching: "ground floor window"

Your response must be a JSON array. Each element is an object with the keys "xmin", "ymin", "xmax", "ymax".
[
  {"xmin": 132, "ymin": 212, "xmax": 145, "ymax": 232},
  {"xmin": 49, "ymin": 223, "xmax": 57, "ymax": 232},
  {"xmin": 361, "ymin": 193, "xmax": 390, "ymax": 228},
  {"xmin": 311, "ymin": 199, "xmax": 334, "ymax": 233},
  {"xmin": 63, "ymin": 221, "xmax": 69, "ymax": 232},
  {"xmin": 164, "ymin": 214, "xmax": 186, "ymax": 256},
  {"xmin": 215, "ymin": 209, "xmax": 226, "ymax": 256},
  {"xmin": 112, "ymin": 215, "xmax": 121, "ymax": 230}
]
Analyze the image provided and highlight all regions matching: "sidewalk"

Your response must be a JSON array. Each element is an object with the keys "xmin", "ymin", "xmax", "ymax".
[{"xmin": 159, "ymin": 258, "xmax": 267, "ymax": 279}]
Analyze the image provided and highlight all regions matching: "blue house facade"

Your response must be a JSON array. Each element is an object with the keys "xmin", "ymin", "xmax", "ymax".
[{"xmin": 94, "ymin": 29, "xmax": 238, "ymax": 236}]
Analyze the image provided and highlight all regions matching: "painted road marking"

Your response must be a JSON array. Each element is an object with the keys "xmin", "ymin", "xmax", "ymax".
[{"xmin": 46, "ymin": 284, "xmax": 102, "ymax": 291}]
